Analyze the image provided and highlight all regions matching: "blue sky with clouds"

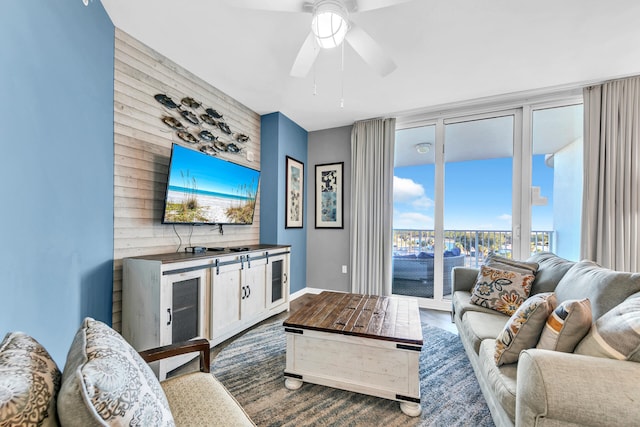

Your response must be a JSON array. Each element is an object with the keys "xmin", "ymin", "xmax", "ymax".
[{"xmin": 393, "ymin": 154, "xmax": 554, "ymax": 231}]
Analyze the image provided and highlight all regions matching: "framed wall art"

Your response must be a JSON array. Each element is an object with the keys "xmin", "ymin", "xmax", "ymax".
[
  {"xmin": 285, "ymin": 156, "xmax": 304, "ymax": 228},
  {"xmin": 315, "ymin": 162, "xmax": 344, "ymax": 229}
]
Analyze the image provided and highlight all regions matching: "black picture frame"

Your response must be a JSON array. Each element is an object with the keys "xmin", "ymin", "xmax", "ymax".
[
  {"xmin": 315, "ymin": 162, "xmax": 344, "ymax": 229},
  {"xmin": 285, "ymin": 156, "xmax": 304, "ymax": 228}
]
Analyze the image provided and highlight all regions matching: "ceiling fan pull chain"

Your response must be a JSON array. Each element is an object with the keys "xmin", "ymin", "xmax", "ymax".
[
  {"xmin": 313, "ymin": 51, "xmax": 318, "ymax": 96},
  {"xmin": 340, "ymin": 42, "xmax": 345, "ymax": 108}
]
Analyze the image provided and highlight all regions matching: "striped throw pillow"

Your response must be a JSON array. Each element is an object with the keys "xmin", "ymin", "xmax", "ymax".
[
  {"xmin": 537, "ymin": 298, "xmax": 592, "ymax": 352},
  {"xmin": 575, "ymin": 293, "xmax": 640, "ymax": 361}
]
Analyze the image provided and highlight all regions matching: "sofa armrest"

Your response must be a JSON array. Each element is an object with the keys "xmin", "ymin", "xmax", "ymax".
[
  {"xmin": 139, "ymin": 338, "xmax": 211, "ymax": 373},
  {"xmin": 452, "ymin": 267, "xmax": 479, "ymax": 293},
  {"xmin": 517, "ymin": 349, "xmax": 640, "ymax": 427}
]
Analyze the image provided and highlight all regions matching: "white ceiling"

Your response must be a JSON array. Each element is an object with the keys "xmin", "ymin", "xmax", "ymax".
[
  {"xmin": 394, "ymin": 103, "xmax": 584, "ymax": 166},
  {"xmin": 100, "ymin": 0, "xmax": 640, "ymax": 132}
]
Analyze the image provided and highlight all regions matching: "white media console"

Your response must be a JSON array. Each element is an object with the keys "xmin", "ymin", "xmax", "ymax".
[{"xmin": 122, "ymin": 244, "xmax": 290, "ymax": 379}]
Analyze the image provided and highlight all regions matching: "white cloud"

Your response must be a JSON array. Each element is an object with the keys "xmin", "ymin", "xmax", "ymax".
[
  {"xmin": 498, "ymin": 214, "xmax": 512, "ymax": 221},
  {"xmin": 393, "ymin": 176, "xmax": 424, "ymax": 202},
  {"xmin": 412, "ymin": 196, "xmax": 434, "ymax": 210},
  {"xmin": 393, "ymin": 211, "xmax": 434, "ymax": 229}
]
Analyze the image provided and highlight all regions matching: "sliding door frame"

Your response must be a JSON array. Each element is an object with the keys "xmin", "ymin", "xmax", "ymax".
[{"xmin": 395, "ymin": 91, "xmax": 583, "ymax": 311}]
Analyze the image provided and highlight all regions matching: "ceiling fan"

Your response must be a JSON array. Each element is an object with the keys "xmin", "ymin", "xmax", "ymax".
[{"xmin": 229, "ymin": 0, "xmax": 413, "ymax": 78}]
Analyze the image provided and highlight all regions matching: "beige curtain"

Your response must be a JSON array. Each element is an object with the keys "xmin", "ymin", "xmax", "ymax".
[
  {"xmin": 581, "ymin": 76, "xmax": 640, "ymax": 271},
  {"xmin": 350, "ymin": 118, "xmax": 396, "ymax": 295}
]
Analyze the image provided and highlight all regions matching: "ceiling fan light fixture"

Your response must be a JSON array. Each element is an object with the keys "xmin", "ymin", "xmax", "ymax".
[{"xmin": 311, "ymin": 1, "xmax": 349, "ymax": 49}]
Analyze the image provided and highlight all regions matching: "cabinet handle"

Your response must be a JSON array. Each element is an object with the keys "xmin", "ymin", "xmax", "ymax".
[
  {"xmin": 284, "ymin": 273, "xmax": 288, "ymax": 284},
  {"xmin": 167, "ymin": 308, "xmax": 172, "ymax": 325},
  {"xmin": 241, "ymin": 286, "xmax": 246, "ymax": 300},
  {"xmin": 246, "ymin": 254, "xmax": 251, "ymax": 269},
  {"xmin": 247, "ymin": 285, "xmax": 251, "ymax": 298}
]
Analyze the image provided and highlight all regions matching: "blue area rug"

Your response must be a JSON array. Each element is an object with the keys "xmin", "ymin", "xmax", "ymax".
[{"xmin": 212, "ymin": 316, "xmax": 494, "ymax": 427}]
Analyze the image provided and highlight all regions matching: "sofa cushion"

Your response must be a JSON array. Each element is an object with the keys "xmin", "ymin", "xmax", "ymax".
[
  {"xmin": 575, "ymin": 293, "xmax": 640, "ymax": 361},
  {"xmin": 554, "ymin": 261, "xmax": 640, "ymax": 320},
  {"xmin": 57, "ymin": 318, "xmax": 175, "ymax": 427},
  {"xmin": 495, "ymin": 293, "xmax": 557, "ymax": 366},
  {"xmin": 161, "ymin": 372, "xmax": 255, "ymax": 426},
  {"xmin": 0, "ymin": 332, "xmax": 61, "ymax": 427},
  {"xmin": 486, "ymin": 253, "xmax": 539, "ymax": 276},
  {"xmin": 458, "ymin": 310, "xmax": 509, "ymax": 355},
  {"xmin": 536, "ymin": 298, "xmax": 592, "ymax": 353},
  {"xmin": 478, "ymin": 339, "xmax": 518, "ymax": 421},
  {"xmin": 470, "ymin": 265, "xmax": 535, "ymax": 316},
  {"xmin": 452, "ymin": 290, "xmax": 505, "ymax": 322},
  {"xmin": 526, "ymin": 252, "xmax": 576, "ymax": 295}
]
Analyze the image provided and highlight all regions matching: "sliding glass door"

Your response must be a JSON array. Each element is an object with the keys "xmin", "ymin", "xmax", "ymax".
[
  {"xmin": 393, "ymin": 125, "xmax": 436, "ymax": 299},
  {"xmin": 531, "ymin": 104, "xmax": 583, "ymax": 259},
  {"xmin": 392, "ymin": 114, "xmax": 519, "ymax": 308},
  {"xmin": 392, "ymin": 96, "xmax": 583, "ymax": 310},
  {"xmin": 443, "ymin": 114, "xmax": 516, "ymax": 300}
]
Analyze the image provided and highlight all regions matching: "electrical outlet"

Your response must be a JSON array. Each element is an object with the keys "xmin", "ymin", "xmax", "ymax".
[{"xmin": 342, "ymin": 265, "xmax": 347, "ymax": 274}]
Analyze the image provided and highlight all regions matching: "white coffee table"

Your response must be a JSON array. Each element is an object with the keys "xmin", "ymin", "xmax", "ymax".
[{"xmin": 283, "ymin": 291, "xmax": 423, "ymax": 416}]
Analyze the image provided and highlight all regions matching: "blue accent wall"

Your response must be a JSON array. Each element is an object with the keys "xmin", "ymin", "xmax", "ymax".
[
  {"xmin": 0, "ymin": 0, "xmax": 114, "ymax": 365},
  {"xmin": 260, "ymin": 112, "xmax": 308, "ymax": 293}
]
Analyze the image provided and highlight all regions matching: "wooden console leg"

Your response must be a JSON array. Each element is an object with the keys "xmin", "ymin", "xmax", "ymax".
[
  {"xmin": 400, "ymin": 401, "xmax": 421, "ymax": 417},
  {"xmin": 285, "ymin": 378, "xmax": 303, "ymax": 390}
]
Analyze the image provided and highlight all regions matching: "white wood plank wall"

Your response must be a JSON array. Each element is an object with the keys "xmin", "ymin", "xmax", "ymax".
[{"xmin": 113, "ymin": 29, "xmax": 262, "ymax": 332}]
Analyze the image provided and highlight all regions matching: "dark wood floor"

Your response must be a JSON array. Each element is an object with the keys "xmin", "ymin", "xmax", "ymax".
[{"xmin": 171, "ymin": 292, "xmax": 456, "ymax": 377}]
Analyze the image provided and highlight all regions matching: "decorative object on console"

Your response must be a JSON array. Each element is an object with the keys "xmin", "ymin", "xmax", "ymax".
[
  {"xmin": 494, "ymin": 292, "xmax": 557, "ymax": 366},
  {"xmin": 285, "ymin": 156, "xmax": 304, "ymax": 228},
  {"xmin": 536, "ymin": 298, "xmax": 592, "ymax": 352},
  {"xmin": 470, "ymin": 265, "xmax": 535, "ymax": 316},
  {"xmin": 315, "ymin": 162, "xmax": 344, "ymax": 229}
]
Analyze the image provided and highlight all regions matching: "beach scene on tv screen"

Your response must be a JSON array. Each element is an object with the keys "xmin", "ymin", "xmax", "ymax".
[{"xmin": 164, "ymin": 145, "xmax": 259, "ymax": 224}]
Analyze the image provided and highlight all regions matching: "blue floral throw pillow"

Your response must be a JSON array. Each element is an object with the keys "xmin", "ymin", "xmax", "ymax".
[{"xmin": 470, "ymin": 265, "xmax": 536, "ymax": 316}]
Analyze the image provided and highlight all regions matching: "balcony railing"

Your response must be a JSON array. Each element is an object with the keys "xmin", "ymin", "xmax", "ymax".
[{"xmin": 392, "ymin": 229, "xmax": 553, "ymax": 268}]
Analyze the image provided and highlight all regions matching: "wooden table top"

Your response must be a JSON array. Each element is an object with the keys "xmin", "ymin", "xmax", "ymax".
[{"xmin": 283, "ymin": 291, "xmax": 423, "ymax": 346}]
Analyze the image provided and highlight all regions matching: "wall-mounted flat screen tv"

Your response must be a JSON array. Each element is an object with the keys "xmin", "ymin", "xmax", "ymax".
[{"xmin": 162, "ymin": 144, "xmax": 260, "ymax": 225}]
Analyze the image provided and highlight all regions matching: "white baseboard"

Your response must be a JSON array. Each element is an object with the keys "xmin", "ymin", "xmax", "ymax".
[{"xmin": 289, "ymin": 287, "xmax": 325, "ymax": 301}]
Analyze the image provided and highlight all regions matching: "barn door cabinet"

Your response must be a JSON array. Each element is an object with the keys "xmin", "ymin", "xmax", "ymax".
[{"xmin": 122, "ymin": 244, "xmax": 290, "ymax": 379}]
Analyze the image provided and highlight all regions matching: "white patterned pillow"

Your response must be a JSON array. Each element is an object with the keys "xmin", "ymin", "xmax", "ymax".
[
  {"xmin": 0, "ymin": 332, "xmax": 61, "ymax": 427},
  {"xmin": 471, "ymin": 265, "xmax": 536, "ymax": 316},
  {"xmin": 485, "ymin": 253, "xmax": 539, "ymax": 276},
  {"xmin": 57, "ymin": 318, "xmax": 175, "ymax": 426},
  {"xmin": 575, "ymin": 293, "xmax": 640, "ymax": 361},
  {"xmin": 494, "ymin": 292, "xmax": 557, "ymax": 366},
  {"xmin": 536, "ymin": 298, "xmax": 592, "ymax": 352}
]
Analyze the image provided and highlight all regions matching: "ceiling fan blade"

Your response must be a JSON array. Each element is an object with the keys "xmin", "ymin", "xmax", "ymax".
[
  {"xmin": 290, "ymin": 32, "xmax": 320, "ymax": 77},
  {"xmin": 350, "ymin": 0, "xmax": 413, "ymax": 13},
  {"xmin": 345, "ymin": 24, "xmax": 397, "ymax": 77},
  {"xmin": 226, "ymin": 0, "xmax": 309, "ymax": 13}
]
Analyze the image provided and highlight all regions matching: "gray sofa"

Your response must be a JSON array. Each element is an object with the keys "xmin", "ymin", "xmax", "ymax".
[{"xmin": 452, "ymin": 252, "xmax": 640, "ymax": 427}]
